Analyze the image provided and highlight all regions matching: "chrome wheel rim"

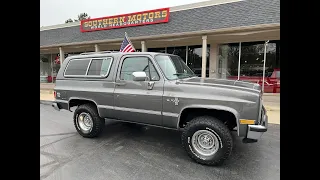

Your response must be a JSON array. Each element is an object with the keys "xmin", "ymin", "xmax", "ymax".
[
  {"xmin": 191, "ymin": 130, "xmax": 220, "ymax": 156},
  {"xmin": 77, "ymin": 112, "xmax": 93, "ymax": 132}
]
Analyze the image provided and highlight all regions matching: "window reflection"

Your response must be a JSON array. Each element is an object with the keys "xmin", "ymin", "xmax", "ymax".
[
  {"xmin": 40, "ymin": 54, "xmax": 52, "ymax": 83},
  {"xmin": 187, "ymin": 45, "xmax": 210, "ymax": 77},
  {"xmin": 167, "ymin": 46, "xmax": 187, "ymax": 63},
  {"xmin": 218, "ymin": 43, "xmax": 239, "ymax": 79},
  {"xmin": 148, "ymin": 48, "xmax": 166, "ymax": 53},
  {"xmin": 240, "ymin": 41, "xmax": 278, "ymax": 77},
  {"xmin": 218, "ymin": 40, "xmax": 280, "ymax": 93}
]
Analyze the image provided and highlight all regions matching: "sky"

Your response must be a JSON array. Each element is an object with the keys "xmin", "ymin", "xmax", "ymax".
[{"xmin": 40, "ymin": 0, "xmax": 206, "ymax": 27}]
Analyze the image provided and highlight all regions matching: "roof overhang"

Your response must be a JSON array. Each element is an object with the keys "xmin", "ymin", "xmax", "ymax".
[{"xmin": 40, "ymin": 23, "xmax": 280, "ymax": 49}]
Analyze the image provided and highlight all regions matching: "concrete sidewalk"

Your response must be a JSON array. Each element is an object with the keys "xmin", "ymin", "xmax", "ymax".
[{"xmin": 40, "ymin": 89, "xmax": 279, "ymax": 124}]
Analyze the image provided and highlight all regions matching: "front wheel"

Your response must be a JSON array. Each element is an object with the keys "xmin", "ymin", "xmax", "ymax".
[
  {"xmin": 73, "ymin": 104, "xmax": 105, "ymax": 138},
  {"xmin": 181, "ymin": 116, "xmax": 233, "ymax": 166}
]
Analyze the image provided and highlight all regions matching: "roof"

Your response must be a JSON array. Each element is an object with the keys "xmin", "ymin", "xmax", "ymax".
[{"xmin": 40, "ymin": 0, "xmax": 280, "ymax": 47}]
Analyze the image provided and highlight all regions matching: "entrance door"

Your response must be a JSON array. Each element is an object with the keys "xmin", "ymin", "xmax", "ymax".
[{"xmin": 113, "ymin": 54, "xmax": 164, "ymax": 126}]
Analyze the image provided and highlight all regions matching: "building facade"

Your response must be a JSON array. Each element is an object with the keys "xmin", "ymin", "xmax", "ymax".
[{"xmin": 40, "ymin": 0, "xmax": 280, "ymax": 93}]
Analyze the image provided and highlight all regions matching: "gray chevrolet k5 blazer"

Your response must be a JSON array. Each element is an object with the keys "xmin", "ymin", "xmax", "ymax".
[{"xmin": 52, "ymin": 51, "xmax": 268, "ymax": 166}]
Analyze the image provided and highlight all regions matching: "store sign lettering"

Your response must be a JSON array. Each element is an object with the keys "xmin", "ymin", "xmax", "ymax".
[{"xmin": 80, "ymin": 8, "xmax": 169, "ymax": 32}]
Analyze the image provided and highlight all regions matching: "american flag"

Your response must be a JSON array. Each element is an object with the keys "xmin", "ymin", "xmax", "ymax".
[{"xmin": 120, "ymin": 33, "xmax": 135, "ymax": 52}]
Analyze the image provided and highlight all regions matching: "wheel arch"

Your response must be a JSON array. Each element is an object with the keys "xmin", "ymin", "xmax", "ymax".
[
  {"xmin": 178, "ymin": 105, "xmax": 240, "ymax": 135},
  {"xmin": 68, "ymin": 97, "xmax": 101, "ymax": 116}
]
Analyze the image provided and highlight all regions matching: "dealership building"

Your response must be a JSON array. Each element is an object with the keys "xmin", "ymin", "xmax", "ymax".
[{"xmin": 40, "ymin": 0, "xmax": 280, "ymax": 92}]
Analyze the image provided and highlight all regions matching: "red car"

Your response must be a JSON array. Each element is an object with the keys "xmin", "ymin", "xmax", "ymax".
[{"xmin": 228, "ymin": 68, "xmax": 280, "ymax": 93}]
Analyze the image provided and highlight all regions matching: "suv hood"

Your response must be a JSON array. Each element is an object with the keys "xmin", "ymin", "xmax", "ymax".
[{"xmin": 177, "ymin": 77, "xmax": 261, "ymax": 93}]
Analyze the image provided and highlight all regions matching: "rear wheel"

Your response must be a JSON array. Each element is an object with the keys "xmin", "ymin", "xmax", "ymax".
[
  {"xmin": 73, "ymin": 104, "xmax": 105, "ymax": 138},
  {"xmin": 181, "ymin": 116, "xmax": 233, "ymax": 166}
]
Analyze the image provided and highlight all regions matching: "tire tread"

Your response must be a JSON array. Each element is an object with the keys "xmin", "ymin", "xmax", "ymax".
[
  {"xmin": 73, "ymin": 103, "xmax": 105, "ymax": 138},
  {"xmin": 181, "ymin": 116, "xmax": 233, "ymax": 166}
]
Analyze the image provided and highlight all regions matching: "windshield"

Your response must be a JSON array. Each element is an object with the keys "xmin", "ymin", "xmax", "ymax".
[{"xmin": 155, "ymin": 55, "xmax": 196, "ymax": 80}]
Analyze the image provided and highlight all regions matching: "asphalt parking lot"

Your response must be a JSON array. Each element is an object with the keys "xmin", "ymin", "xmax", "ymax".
[{"xmin": 40, "ymin": 104, "xmax": 280, "ymax": 180}]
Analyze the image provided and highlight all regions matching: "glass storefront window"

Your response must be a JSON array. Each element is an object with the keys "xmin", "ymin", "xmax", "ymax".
[
  {"xmin": 52, "ymin": 54, "xmax": 61, "ymax": 83},
  {"xmin": 40, "ymin": 54, "xmax": 52, "ymax": 83},
  {"xmin": 188, "ymin": 45, "xmax": 210, "ymax": 77},
  {"xmin": 218, "ymin": 40, "xmax": 280, "ymax": 93},
  {"xmin": 167, "ymin": 46, "xmax": 187, "ymax": 63},
  {"xmin": 148, "ymin": 48, "xmax": 166, "ymax": 53},
  {"xmin": 40, "ymin": 54, "xmax": 51, "ymax": 76},
  {"xmin": 239, "ymin": 40, "xmax": 280, "ymax": 93},
  {"xmin": 240, "ymin": 41, "xmax": 279, "ymax": 77},
  {"xmin": 218, "ymin": 43, "xmax": 239, "ymax": 79}
]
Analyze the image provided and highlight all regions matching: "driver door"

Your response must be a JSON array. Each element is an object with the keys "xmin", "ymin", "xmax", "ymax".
[{"xmin": 113, "ymin": 54, "xmax": 164, "ymax": 126}]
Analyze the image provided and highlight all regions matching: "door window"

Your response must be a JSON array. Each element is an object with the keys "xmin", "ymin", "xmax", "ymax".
[{"xmin": 120, "ymin": 57, "xmax": 160, "ymax": 81}]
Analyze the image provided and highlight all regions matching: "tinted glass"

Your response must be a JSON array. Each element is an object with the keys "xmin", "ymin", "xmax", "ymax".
[
  {"xmin": 187, "ymin": 45, "xmax": 210, "ymax": 77},
  {"xmin": 240, "ymin": 41, "xmax": 277, "ymax": 77},
  {"xmin": 87, "ymin": 58, "xmax": 112, "ymax": 76},
  {"xmin": 148, "ymin": 48, "xmax": 166, "ymax": 53},
  {"xmin": 218, "ymin": 43, "xmax": 239, "ymax": 79},
  {"xmin": 167, "ymin": 46, "xmax": 186, "ymax": 63},
  {"xmin": 65, "ymin": 59, "xmax": 90, "ymax": 76}
]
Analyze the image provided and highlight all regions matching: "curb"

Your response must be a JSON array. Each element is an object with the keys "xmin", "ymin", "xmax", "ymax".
[{"xmin": 40, "ymin": 100, "xmax": 53, "ymax": 105}]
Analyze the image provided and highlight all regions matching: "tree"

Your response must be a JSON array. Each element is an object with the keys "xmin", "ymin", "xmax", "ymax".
[
  {"xmin": 65, "ymin": 13, "xmax": 90, "ymax": 23},
  {"xmin": 75, "ymin": 13, "xmax": 90, "ymax": 21},
  {"xmin": 65, "ymin": 18, "xmax": 73, "ymax": 23}
]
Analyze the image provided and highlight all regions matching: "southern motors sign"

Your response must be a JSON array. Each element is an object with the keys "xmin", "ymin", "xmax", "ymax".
[{"xmin": 80, "ymin": 8, "xmax": 170, "ymax": 32}]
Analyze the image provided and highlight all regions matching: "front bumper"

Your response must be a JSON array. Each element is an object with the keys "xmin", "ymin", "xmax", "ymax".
[{"xmin": 243, "ymin": 108, "xmax": 268, "ymax": 143}]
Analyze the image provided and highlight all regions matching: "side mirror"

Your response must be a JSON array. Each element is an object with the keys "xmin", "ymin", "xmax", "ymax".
[{"xmin": 132, "ymin": 71, "xmax": 147, "ymax": 81}]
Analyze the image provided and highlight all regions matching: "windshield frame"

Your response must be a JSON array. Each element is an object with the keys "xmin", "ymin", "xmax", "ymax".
[{"xmin": 153, "ymin": 54, "xmax": 196, "ymax": 81}]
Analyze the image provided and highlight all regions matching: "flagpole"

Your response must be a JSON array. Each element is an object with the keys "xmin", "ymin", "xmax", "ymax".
[
  {"xmin": 256, "ymin": 40, "xmax": 269, "ymax": 125},
  {"xmin": 262, "ymin": 40, "xmax": 269, "ymax": 93},
  {"xmin": 237, "ymin": 42, "xmax": 241, "ymax": 80},
  {"xmin": 124, "ymin": 32, "xmax": 136, "ymax": 51}
]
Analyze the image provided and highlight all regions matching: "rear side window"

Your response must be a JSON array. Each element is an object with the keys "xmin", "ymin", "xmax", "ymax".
[
  {"xmin": 87, "ymin": 58, "xmax": 112, "ymax": 76},
  {"xmin": 64, "ymin": 57, "xmax": 113, "ymax": 77},
  {"xmin": 64, "ymin": 59, "xmax": 90, "ymax": 76}
]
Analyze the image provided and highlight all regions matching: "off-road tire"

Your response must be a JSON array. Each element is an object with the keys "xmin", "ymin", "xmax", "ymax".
[
  {"xmin": 181, "ymin": 116, "xmax": 233, "ymax": 166},
  {"xmin": 73, "ymin": 104, "xmax": 105, "ymax": 138}
]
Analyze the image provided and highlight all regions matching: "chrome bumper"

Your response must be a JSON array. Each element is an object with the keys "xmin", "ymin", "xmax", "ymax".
[
  {"xmin": 242, "ymin": 106, "xmax": 268, "ymax": 143},
  {"xmin": 246, "ymin": 113, "xmax": 268, "ymax": 141}
]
